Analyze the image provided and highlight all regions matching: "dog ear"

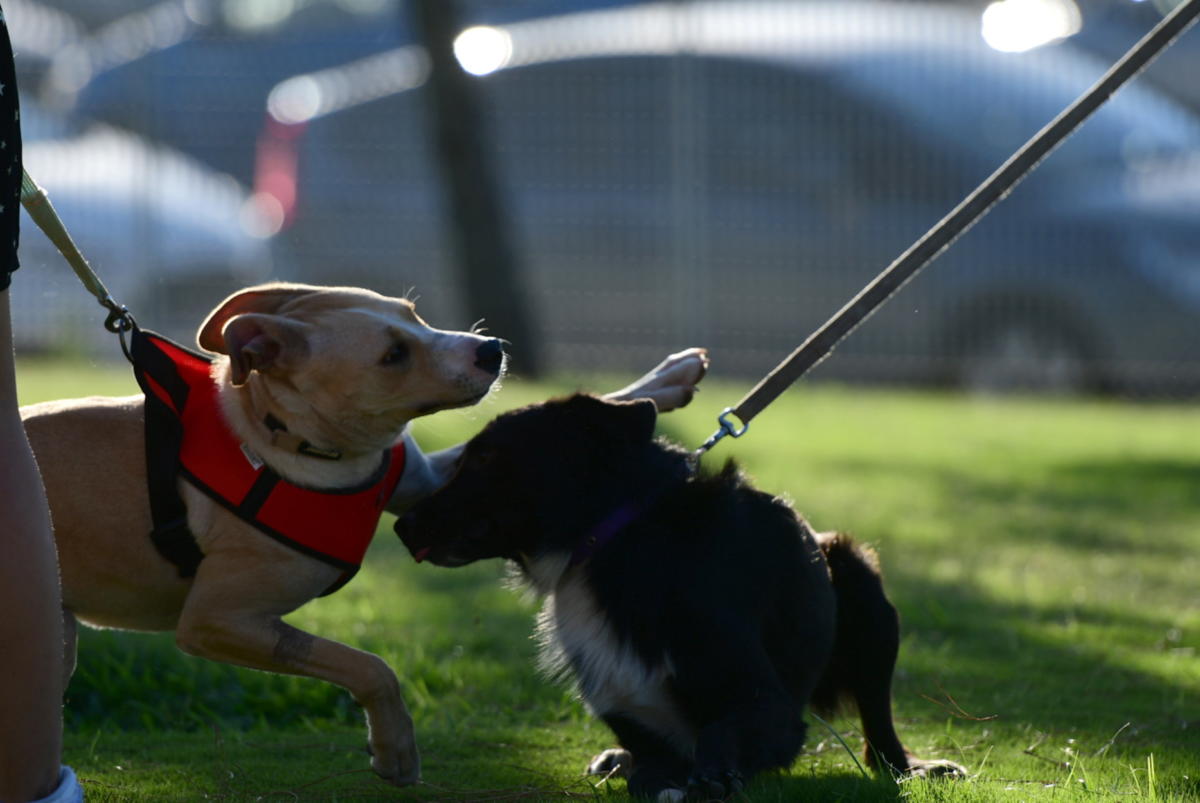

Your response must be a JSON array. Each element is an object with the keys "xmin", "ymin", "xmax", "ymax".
[
  {"xmin": 220, "ymin": 313, "xmax": 311, "ymax": 386},
  {"xmin": 197, "ymin": 283, "xmax": 320, "ymax": 354},
  {"xmin": 612, "ymin": 398, "xmax": 658, "ymax": 443},
  {"xmin": 567, "ymin": 395, "xmax": 658, "ymax": 444}
]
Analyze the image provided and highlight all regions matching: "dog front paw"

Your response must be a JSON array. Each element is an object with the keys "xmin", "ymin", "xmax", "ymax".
[
  {"xmin": 587, "ymin": 747, "xmax": 634, "ymax": 778},
  {"xmin": 686, "ymin": 769, "xmax": 743, "ymax": 800},
  {"xmin": 369, "ymin": 740, "xmax": 421, "ymax": 786},
  {"xmin": 605, "ymin": 348, "xmax": 710, "ymax": 412},
  {"xmin": 903, "ymin": 757, "xmax": 967, "ymax": 779}
]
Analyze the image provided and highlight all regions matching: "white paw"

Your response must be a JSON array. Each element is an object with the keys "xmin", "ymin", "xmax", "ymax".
[
  {"xmin": 587, "ymin": 747, "xmax": 634, "ymax": 778},
  {"xmin": 905, "ymin": 757, "xmax": 968, "ymax": 779},
  {"xmin": 656, "ymin": 788, "xmax": 686, "ymax": 803},
  {"xmin": 606, "ymin": 348, "xmax": 710, "ymax": 412}
]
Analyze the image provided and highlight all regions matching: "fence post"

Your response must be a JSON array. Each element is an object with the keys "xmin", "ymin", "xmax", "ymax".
[{"xmin": 409, "ymin": 0, "xmax": 542, "ymax": 376}]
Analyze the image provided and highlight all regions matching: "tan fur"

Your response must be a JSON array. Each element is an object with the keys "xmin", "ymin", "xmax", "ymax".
[{"xmin": 22, "ymin": 283, "xmax": 506, "ymax": 785}]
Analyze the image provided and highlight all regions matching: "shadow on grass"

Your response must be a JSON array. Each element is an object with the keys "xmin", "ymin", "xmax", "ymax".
[
  {"xmin": 65, "ymin": 542, "xmax": 543, "ymax": 733},
  {"xmin": 882, "ymin": 565, "xmax": 1197, "ymax": 775}
]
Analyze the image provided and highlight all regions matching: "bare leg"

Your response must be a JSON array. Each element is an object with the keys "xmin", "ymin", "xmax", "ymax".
[
  {"xmin": 60, "ymin": 611, "xmax": 77, "ymax": 694},
  {"xmin": 0, "ymin": 6, "xmax": 74, "ymax": 791},
  {"xmin": 0, "ymin": 290, "xmax": 65, "ymax": 802}
]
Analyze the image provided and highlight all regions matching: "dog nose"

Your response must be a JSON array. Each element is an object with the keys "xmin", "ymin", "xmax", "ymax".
[{"xmin": 475, "ymin": 338, "xmax": 505, "ymax": 375}]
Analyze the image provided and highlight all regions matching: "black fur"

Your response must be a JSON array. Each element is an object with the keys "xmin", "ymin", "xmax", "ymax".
[{"xmin": 395, "ymin": 394, "xmax": 964, "ymax": 798}]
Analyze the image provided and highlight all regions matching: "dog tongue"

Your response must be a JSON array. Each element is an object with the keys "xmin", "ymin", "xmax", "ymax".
[{"xmin": 413, "ymin": 546, "xmax": 432, "ymax": 563}]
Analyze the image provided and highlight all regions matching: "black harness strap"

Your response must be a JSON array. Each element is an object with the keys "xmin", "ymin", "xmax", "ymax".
[
  {"xmin": 130, "ymin": 327, "xmax": 207, "ymax": 578},
  {"xmin": 237, "ymin": 469, "xmax": 282, "ymax": 518}
]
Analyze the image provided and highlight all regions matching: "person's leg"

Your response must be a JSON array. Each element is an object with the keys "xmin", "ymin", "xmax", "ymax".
[
  {"xmin": 0, "ymin": 291, "xmax": 66, "ymax": 802},
  {"xmin": 0, "ymin": 3, "xmax": 80, "ymax": 801}
]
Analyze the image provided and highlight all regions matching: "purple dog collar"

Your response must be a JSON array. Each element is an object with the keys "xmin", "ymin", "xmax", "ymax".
[
  {"xmin": 569, "ymin": 501, "xmax": 643, "ymax": 566},
  {"xmin": 567, "ymin": 458, "xmax": 696, "ymax": 566}
]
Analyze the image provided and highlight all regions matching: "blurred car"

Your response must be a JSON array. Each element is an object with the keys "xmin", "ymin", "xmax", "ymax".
[
  {"xmin": 1069, "ymin": 0, "xmax": 1200, "ymax": 112},
  {"xmin": 263, "ymin": 1, "xmax": 1200, "ymax": 393},
  {"xmin": 42, "ymin": 0, "xmax": 640, "ymax": 185},
  {"xmin": 4, "ymin": 0, "xmax": 86, "ymax": 87},
  {"xmin": 11, "ymin": 99, "xmax": 274, "ymax": 351},
  {"xmin": 22, "ymin": 0, "xmax": 159, "ymax": 31},
  {"xmin": 38, "ymin": 0, "xmax": 405, "ymax": 184}
]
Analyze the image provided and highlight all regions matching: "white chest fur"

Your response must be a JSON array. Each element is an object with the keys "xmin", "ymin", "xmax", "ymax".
[{"xmin": 535, "ymin": 572, "xmax": 696, "ymax": 756}]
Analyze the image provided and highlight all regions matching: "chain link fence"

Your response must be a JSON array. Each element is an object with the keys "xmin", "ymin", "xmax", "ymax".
[{"xmin": 8, "ymin": 0, "xmax": 1200, "ymax": 396}]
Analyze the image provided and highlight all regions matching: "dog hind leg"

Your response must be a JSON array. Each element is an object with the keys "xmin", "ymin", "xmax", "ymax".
[{"xmin": 814, "ymin": 532, "xmax": 965, "ymax": 778}]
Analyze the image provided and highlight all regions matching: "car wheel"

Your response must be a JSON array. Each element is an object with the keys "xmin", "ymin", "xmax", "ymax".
[{"xmin": 957, "ymin": 315, "xmax": 1096, "ymax": 395}]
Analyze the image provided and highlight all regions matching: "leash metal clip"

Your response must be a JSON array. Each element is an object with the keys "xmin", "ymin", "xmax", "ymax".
[
  {"xmin": 692, "ymin": 407, "xmax": 749, "ymax": 463},
  {"xmin": 105, "ymin": 299, "xmax": 138, "ymax": 363},
  {"xmin": 102, "ymin": 298, "xmax": 134, "ymax": 334},
  {"xmin": 716, "ymin": 407, "xmax": 749, "ymax": 439}
]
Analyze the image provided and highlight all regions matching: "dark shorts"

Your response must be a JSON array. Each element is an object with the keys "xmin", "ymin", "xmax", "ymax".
[{"xmin": 0, "ymin": 4, "xmax": 20, "ymax": 291}]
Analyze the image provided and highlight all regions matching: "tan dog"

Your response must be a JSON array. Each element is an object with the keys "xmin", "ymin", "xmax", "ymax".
[{"xmin": 20, "ymin": 283, "xmax": 708, "ymax": 785}]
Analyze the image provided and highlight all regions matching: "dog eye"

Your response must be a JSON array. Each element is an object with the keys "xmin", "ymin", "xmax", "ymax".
[{"xmin": 380, "ymin": 342, "xmax": 409, "ymax": 366}]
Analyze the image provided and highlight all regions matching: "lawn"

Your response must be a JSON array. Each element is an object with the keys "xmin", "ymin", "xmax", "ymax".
[{"xmin": 16, "ymin": 357, "xmax": 1200, "ymax": 802}]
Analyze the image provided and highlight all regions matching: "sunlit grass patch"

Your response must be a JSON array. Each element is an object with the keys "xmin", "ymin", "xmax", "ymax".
[{"xmin": 19, "ymin": 358, "xmax": 1198, "ymax": 801}]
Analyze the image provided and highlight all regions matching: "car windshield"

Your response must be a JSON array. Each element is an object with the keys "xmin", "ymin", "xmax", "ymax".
[{"xmin": 829, "ymin": 45, "xmax": 1200, "ymax": 173}]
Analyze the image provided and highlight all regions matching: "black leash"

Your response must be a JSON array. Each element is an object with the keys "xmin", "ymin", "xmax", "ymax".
[{"xmin": 696, "ymin": 0, "xmax": 1200, "ymax": 459}]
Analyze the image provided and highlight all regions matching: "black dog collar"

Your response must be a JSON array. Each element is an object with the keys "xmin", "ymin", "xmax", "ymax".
[{"xmin": 264, "ymin": 413, "xmax": 343, "ymax": 461}]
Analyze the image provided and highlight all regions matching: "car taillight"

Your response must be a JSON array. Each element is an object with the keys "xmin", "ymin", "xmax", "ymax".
[{"xmin": 252, "ymin": 115, "xmax": 306, "ymax": 232}]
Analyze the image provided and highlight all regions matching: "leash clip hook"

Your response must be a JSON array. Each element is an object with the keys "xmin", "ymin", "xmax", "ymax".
[
  {"xmin": 102, "ymin": 297, "xmax": 134, "ymax": 334},
  {"xmin": 691, "ymin": 407, "xmax": 749, "ymax": 465}
]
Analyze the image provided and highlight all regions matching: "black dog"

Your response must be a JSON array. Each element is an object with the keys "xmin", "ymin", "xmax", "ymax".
[{"xmin": 395, "ymin": 395, "xmax": 964, "ymax": 799}]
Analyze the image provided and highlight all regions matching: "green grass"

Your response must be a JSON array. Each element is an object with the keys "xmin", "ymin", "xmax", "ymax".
[{"xmin": 17, "ymin": 357, "xmax": 1200, "ymax": 801}]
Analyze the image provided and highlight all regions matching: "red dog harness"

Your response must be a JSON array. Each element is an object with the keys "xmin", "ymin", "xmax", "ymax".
[{"xmin": 130, "ymin": 328, "xmax": 405, "ymax": 595}]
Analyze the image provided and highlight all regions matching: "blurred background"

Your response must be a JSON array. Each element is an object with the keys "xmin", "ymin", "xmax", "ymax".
[{"xmin": 6, "ymin": 0, "xmax": 1199, "ymax": 397}]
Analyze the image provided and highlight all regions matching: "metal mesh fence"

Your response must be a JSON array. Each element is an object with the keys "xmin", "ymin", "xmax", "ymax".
[{"xmin": 7, "ymin": 0, "xmax": 1200, "ymax": 397}]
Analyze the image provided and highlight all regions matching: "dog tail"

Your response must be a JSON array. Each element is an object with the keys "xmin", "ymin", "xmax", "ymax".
[
  {"xmin": 810, "ymin": 532, "xmax": 886, "ymax": 716},
  {"xmin": 810, "ymin": 532, "xmax": 911, "ymax": 772}
]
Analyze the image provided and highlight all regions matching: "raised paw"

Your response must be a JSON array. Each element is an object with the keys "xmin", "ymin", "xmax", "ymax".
[
  {"xmin": 587, "ymin": 747, "xmax": 635, "ymax": 778},
  {"xmin": 605, "ymin": 348, "xmax": 710, "ymax": 412}
]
